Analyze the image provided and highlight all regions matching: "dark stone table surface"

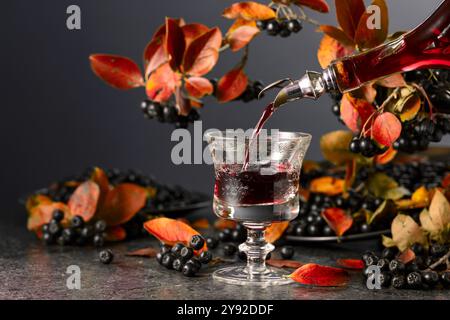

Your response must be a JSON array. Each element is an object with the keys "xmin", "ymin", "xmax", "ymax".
[{"xmin": 1, "ymin": 224, "xmax": 449, "ymax": 300}]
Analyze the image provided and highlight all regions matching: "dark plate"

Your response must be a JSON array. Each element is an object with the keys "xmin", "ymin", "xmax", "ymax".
[
  {"xmin": 285, "ymin": 229, "xmax": 390, "ymax": 243},
  {"xmin": 143, "ymin": 192, "xmax": 212, "ymax": 218}
]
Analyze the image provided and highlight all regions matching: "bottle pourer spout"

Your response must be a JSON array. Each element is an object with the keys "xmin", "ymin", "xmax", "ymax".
[{"xmin": 272, "ymin": 69, "xmax": 337, "ymax": 109}]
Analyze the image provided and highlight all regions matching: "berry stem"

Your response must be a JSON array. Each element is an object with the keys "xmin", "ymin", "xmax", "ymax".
[
  {"xmin": 296, "ymin": 6, "xmax": 321, "ymax": 27},
  {"xmin": 410, "ymin": 82, "xmax": 435, "ymax": 119},
  {"xmin": 427, "ymin": 249, "xmax": 450, "ymax": 271}
]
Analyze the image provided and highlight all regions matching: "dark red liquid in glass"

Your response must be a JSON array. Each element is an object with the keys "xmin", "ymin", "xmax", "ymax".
[
  {"xmin": 214, "ymin": 164, "xmax": 298, "ymax": 206},
  {"xmin": 332, "ymin": 0, "xmax": 450, "ymax": 92}
]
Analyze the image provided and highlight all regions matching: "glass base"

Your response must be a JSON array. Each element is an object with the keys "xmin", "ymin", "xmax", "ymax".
[{"xmin": 213, "ymin": 265, "xmax": 293, "ymax": 287}]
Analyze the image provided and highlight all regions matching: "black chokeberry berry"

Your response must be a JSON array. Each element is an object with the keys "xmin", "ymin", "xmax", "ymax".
[
  {"xmin": 223, "ymin": 244, "xmax": 237, "ymax": 256},
  {"xmin": 430, "ymin": 243, "xmax": 447, "ymax": 257},
  {"xmin": 389, "ymin": 259, "xmax": 406, "ymax": 274},
  {"xmin": 182, "ymin": 262, "xmax": 198, "ymax": 277},
  {"xmin": 377, "ymin": 258, "xmax": 390, "ymax": 271},
  {"xmin": 406, "ymin": 272, "xmax": 422, "ymax": 289},
  {"xmin": 280, "ymin": 246, "xmax": 294, "ymax": 259},
  {"xmin": 381, "ymin": 247, "xmax": 398, "ymax": 260},
  {"xmin": 306, "ymin": 224, "xmax": 320, "ymax": 236},
  {"xmin": 180, "ymin": 246, "xmax": 194, "ymax": 260},
  {"xmin": 206, "ymin": 237, "xmax": 218, "ymax": 249},
  {"xmin": 287, "ymin": 19, "xmax": 302, "ymax": 33},
  {"xmin": 156, "ymin": 252, "xmax": 164, "ymax": 265},
  {"xmin": 189, "ymin": 235, "xmax": 205, "ymax": 250},
  {"xmin": 95, "ymin": 220, "xmax": 107, "ymax": 233},
  {"xmin": 52, "ymin": 209, "xmax": 65, "ymax": 222},
  {"xmin": 422, "ymin": 271, "xmax": 439, "ymax": 287},
  {"xmin": 256, "ymin": 20, "xmax": 268, "ymax": 30},
  {"xmin": 48, "ymin": 220, "xmax": 62, "ymax": 236},
  {"xmin": 171, "ymin": 243, "xmax": 185, "ymax": 256},
  {"xmin": 80, "ymin": 225, "xmax": 94, "ymax": 239},
  {"xmin": 322, "ymin": 225, "xmax": 334, "ymax": 236},
  {"xmin": 199, "ymin": 251, "xmax": 213, "ymax": 264},
  {"xmin": 360, "ymin": 223, "xmax": 371, "ymax": 233},
  {"xmin": 172, "ymin": 258, "xmax": 185, "ymax": 272},
  {"xmin": 295, "ymin": 224, "xmax": 306, "ymax": 236},
  {"xmin": 266, "ymin": 20, "xmax": 280, "ymax": 36},
  {"xmin": 440, "ymin": 272, "xmax": 450, "ymax": 288},
  {"xmin": 93, "ymin": 234, "xmax": 105, "ymax": 247},
  {"xmin": 160, "ymin": 244, "xmax": 171, "ymax": 255},
  {"xmin": 391, "ymin": 275, "xmax": 406, "ymax": 289},
  {"xmin": 349, "ymin": 137, "xmax": 361, "ymax": 154},
  {"xmin": 218, "ymin": 228, "xmax": 232, "ymax": 242},
  {"xmin": 42, "ymin": 232, "xmax": 54, "ymax": 245},
  {"xmin": 331, "ymin": 104, "xmax": 340, "ymax": 116},
  {"xmin": 99, "ymin": 249, "xmax": 114, "ymax": 264},
  {"xmin": 162, "ymin": 253, "xmax": 176, "ymax": 269},
  {"xmin": 279, "ymin": 24, "xmax": 291, "ymax": 38},
  {"xmin": 71, "ymin": 215, "xmax": 84, "ymax": 228},
  {"xmin": 359, "ymin": 137, "xmax": 376, "ymax": 157}
]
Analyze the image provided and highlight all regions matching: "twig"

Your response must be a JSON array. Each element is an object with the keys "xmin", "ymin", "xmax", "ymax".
[
  {"xmin": 219, "ymin": 43, "xmax": 230, "ymax": 53},
  {"xmin": 428, "ymin": 249, "xmax": 450, "ymax": 271},
  {"xmin": 411, "ymin": 82, "xmax": 435, "ymax": 118},
  {"xmin": 297, "ymin": 6, "xmax": 321, "ymax": 27}
]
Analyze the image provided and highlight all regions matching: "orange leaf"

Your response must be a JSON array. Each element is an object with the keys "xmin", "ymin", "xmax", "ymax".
[
  {"xmin": 399, "ymin": 95, "xmax": 421, "ymax": 122},
  {"xmin": 27, "ymin": 201, "xmax": 70, "ymax": 232},
  {"xmin": 292, "ymin": 0, "xmax": 329, "ymax": 13},
  {"xmin": 183, "ymin": 27, "xmax": 222, "ymax": 76},
  {"xmin": 182, "ymin": 23, "xmax": 210, "ymax": 47},
  {"xmin": 89, "ymin": 54, "xmax": 144, "ymax": 89},
  {"xmin": 98, "ymin": 183, "xmax": 147, "ymax": 226},
  {"xmin": 335, "ymin": 0, "xmax": 366, "ymax": 39},
  {"xmin": 165, "ymin": 17, "xmax": 186, "ymax": 70},
  {"xmin": 377, "ymin": 73, "xmax": 406, "ymax": 88},
  {"xmin": 374, "ymin": 146, "xmax": 397, "ymax": 165},
  {"xmin": 442, "ymin": 173, "xmax": 450, "ymax": 189},
  {"xmin": 144, "ymin": 217, "xmax": 205, "ymax": 249},
  {"xmin": 318, "ymin": 25, "xmax": 355, "ymax": 47},
  {"xmin": 90, "ymin": 167, "xmax": 110, "ymax": 205},
  {"xmin": 336, "ymin": 258, "xmax": 364, "ymax": 270},
  {"xmin": 322, "ymin": 207, "xmax": 353, "ymax": 236},
  {"xmin": 227, "ymin": 18, "xmax": 257, "ymax": 34},
  {"xmin": 68, "ymin": 181, "xmax": 100, "ymax": 223},
  {"xmin": 175, "ymin": 86, "xmax": 192, "ymax": 116},
  {"xmin": 104, "ymin": 225, "xmax": 127, "ymax": 242},
  {"xmin": 317, "ymin": 34, "xmax": 354, "ymax": 69},
  {"xmin": 340, "ymin": 93, "xmax": 376, "ymax": 133},
  {"xmin": 223, "ymin": 2, "xmax": 276, "ymax": 21},
  {"xmin": 143, "ymin": 36, "xmax": 167, "ymax": 78},
  {"xmin": 265, "ymin": 221, "xmax": 289, "ymax": 243},
  {"xmin": 152, "ymin": 18, "xmax": 185, "ymax": 41},
  {"xmin": 227, "ymin": 25, "xmax": 260, "ymax": 52},
  {"xmin": 309, "ymin": 176, "xmax": 345, "ymax": 196},
  {"xmin": 350, "ymin": 84, "xmax": 377, "ymax": 104},
  {"xmin": 146, "ymin": 63, "xmax": 181, "ymax": 102},
  {"xmin": 344, "ymin": 159, "xmax": 357, "ymax": 190},
  {"xmin": 216, "ymin": 67, "xmax": 248, "ymax": 102},
  {"xmin": 267, "ymin": 259, "xmax": 303, "ymax": 269},
  {"xmin": 398, "ymin": 248, "xmax": 415, "ymax": 264},
  {"xmin": 290, "ymin": 263, "xmax": 350, "ymax": 287},
  {"xmin": 185, "ymin": 77, "xmax": 213, "ymax": 98},
  {"xmin": 372, "ymin": 112, "xmax": 402, "ymax": 147},
  {"xmin": 355, "ymin": 0, "xmax": 388, "ymax": 49}
]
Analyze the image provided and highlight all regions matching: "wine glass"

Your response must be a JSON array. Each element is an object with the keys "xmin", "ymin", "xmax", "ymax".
[{"xmin": 205, "ymin": 129, "xmax": 311, "ymax": 286}]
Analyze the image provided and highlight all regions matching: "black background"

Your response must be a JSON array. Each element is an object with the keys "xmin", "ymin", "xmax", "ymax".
[{"xmin": 1, "ymin": 0, "xmax": 446, "ymax": 226}]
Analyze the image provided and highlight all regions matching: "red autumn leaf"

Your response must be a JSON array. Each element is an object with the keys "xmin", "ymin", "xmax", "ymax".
[
  {"xmin": 89, "ymin": 54, "xmax": 144, "ymax": 89},
  {"xmin": 216, "ymin": 67, "xmax": 248, "ymax": 102},
  {"xmin": 355, "ymin": 0, "xmax": 389, "ymax": 49},
  {"xmin": 227, "ymin": 18, "xmax": 257, "ymax": 34},
  {"xmin": 90, "ymin": 167, "xmax": 110, "ymax": 205},
  {"xmin": 442, "ymin": 173, "xmax": 450, "ymax": 189},
  {"xmin": 336, "ymin": 258, "xmax": 364, "ymax": 270},
  {"xmin": 317, "ymin": 35, "xmax": 354, "ymax": 69},
  {"xmin": 340, "ymin": 94, "xmax": 376, "ymax": 133},
  {"xmin": 165, "ymin": 17, "xmax": 186, "ymax": 70},
  {"xmin": 126, "ymin": 247, "xmax": 158, "ymax": 258},
  {"xmin": 223, "ymin": 2, "xmax": 276, "ymax": 21},
  {"xmin": 350, "ymin": 84, "xmax": 377, "ymax": 104},
  {"xmin": 319, "ymin": 25, "xmax": 355, "ymax": 47},
  {"xmin": 398, "ymin": 248, "xmax": 416, "ymax": 264},
  {"xmin": 267, "ymin": 259, "xmax": 303, "ymax": 269},
  {"xmin": 290, "ymin": 263, "xmax": 350, "ymax": 287},
  {"xmin": 98, "ymin": 183, "xmax": 147, "ymax": 226},
  {"xmin": 68, "ymin": 181, "xmax": 100, "ymax": 223},
  {"xmin": 377, "ymin": 73, "xmax": 406, "ymax": 88},
  {"xmin": 345, "ymin": 159, "xmax": 357, "ymax": 190},
  {"xmin": 292, "ymin": 0, "xmax": 330, "ymax": 13},
  {"xmin": 104, "ymin": 225, "xmax": 127, "ymax": 242},
  {"xmin": 27, "ymin": 200, "xmax": 70, "ymax": 232},
  {"xmin": 309, "ymin": 176, "xmax": 345, "ymax": 196},
  {"xmin": 185, "ymin": 77, "xmax": 213, "ymax": 98},
  {"xmin": 374, "ymin": 146, "xmax": 397, "ymax": 165},
  {"xmin": 144, "ymin": 217, "xmax": 206, "ymax": 250},
  {"xmin": 265, "ymin": 221, "xmax": 290, "ymax": 243},
  {"xmin": 182, "ymin": 23, "xmax": 210, "ymax": 47},
  {"xmin": 321, "ymin": 207, "xmax": 353, "ymax": 236},
  {"xmin": 372, "ymin": 112, "xmax": 402, "ymax": 147},
  {"xmin": 183, "ymin": 27, "xmax": 222, "ymax": 76},
  {"xmin": 335, "ymin": 0, "xmax": 366, "ymax": 39},
  {"xmin": 143, "ymin": 36, "xmax": 167, "ymax": 78},
  {"xmin": 152, "ymin": 18, "xmax": 185, "ymax": 41},
  {"xmin": 146, "ymin": 63, "xmax": 182, "ymax": 102},
  {"xmin": 227, "ymin": 25, "xmax": 260, "ymax": 52}
]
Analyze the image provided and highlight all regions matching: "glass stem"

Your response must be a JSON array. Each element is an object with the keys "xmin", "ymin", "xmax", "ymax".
[{"xmin": 240, "ymin": 224, "xmax": 274, "ymax": 275}]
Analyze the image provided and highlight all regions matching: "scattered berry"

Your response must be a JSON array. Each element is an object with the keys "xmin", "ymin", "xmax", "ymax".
[
  {"xmin": 189, "ymin": 235, "xmax": 205, "ymax": 250},
  {"xmin": 99, "ymin": 249, "xmax": 114, "ymax": 264}
]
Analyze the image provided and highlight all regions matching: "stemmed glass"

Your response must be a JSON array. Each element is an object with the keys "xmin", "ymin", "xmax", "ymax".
[{"xmin": 205, "ymin": 129, "xmax": 311, "ymax": 286}]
